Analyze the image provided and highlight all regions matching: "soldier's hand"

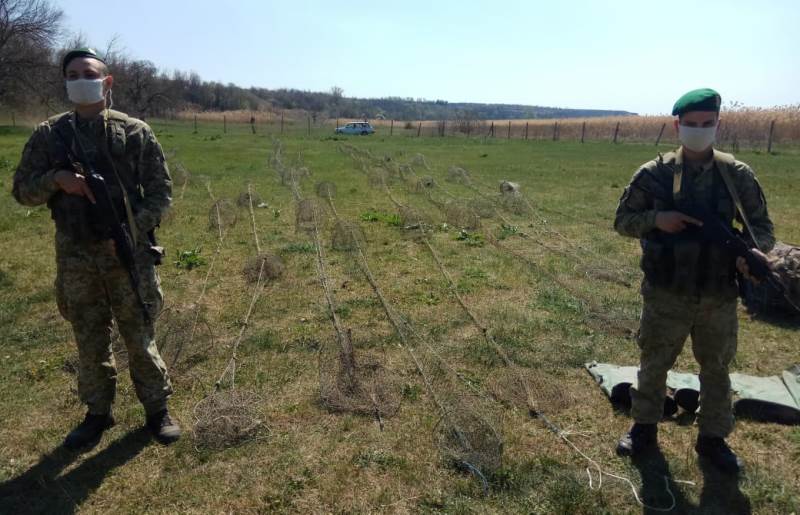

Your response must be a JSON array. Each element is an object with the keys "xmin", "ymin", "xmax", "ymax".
[
  {"xmin": 737, "ymin": 249, "xmax": 771, "ymax": 285},
  {"xmin": 655, "ymin": 211, "xmax": 702, "ymax": 234},
  {"xmin": 54, "ymin": 170, "xmax": 96, "ymax": 204}
]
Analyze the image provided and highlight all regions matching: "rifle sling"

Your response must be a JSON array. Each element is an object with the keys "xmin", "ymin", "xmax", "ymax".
[{"xmin": 716, "ymin": 158, "xmax": 762, "ymax": 252}]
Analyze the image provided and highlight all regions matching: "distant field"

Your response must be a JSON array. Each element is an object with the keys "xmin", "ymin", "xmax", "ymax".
[{"xmin": 0, "ymin": 121, "xmax": 798, "ymax": 513}]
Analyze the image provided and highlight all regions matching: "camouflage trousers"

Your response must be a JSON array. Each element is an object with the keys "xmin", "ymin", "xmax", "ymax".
[
  {"xmin": 631, "ymin": 284, "xmax": 738, "ymax": 438},
  {"xmin": 54, "ymin": 232, "xmax": 172, "ymax": 416}
]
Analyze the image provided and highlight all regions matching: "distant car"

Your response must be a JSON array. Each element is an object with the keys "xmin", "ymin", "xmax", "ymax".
[{"xmin": 335, "ymin": 121, "xmax": 375, "ymax": 135}]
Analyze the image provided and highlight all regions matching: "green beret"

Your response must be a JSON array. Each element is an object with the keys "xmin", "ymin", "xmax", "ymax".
[
  {"xmin": 672, "ymin": 88, "xmax": 721, "ymax": 116},
  {"xmin": 62, "ymin": 47, "xmax": 106, "ymax": 75}
]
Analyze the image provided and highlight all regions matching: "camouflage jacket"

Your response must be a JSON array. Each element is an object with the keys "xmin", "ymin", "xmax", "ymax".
[
  {"xmin": 614, "ymin": 147, "xmax": 775, "ymax": 297},
  {"xmin": 12, "ymin": 109, "xmax": 171, "ymax": 244}
]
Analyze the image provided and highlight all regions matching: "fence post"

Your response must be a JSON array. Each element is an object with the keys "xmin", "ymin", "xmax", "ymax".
[
  {"xmin": 655, "ymin": 123, "xmax": 666, "ymax": 145},
  {"xmin": 466, "ymin": 120, "xmax": 471, "ymax": 137},
  {"xmin": 612, "ymin": 121, "xmax": 620, "ymax": 143},
  {"xmin": 390, "ymin": 119, "xmax": 394, "ymax": 136},
  {"xmin": 281, "ymin": 112, "xmax": 284, "ymax": 134},
  {"xmin": 507, "ymin": 121, "xmax": 511, "ymax": 139},
  {"xmin": 490, "ymin": 122, "xmax": 495, "ymax": 138},
  {"xmin": 525, "ymin": 122, "xmax": 529, "ymax": 140},
  {"xmin": 767, "ymin": 119, "xmax": 776, "ymax": 153},
  {"xmin": 11, "ymin": 112, "xmax": 15, "ymax": 127},
  {"xmin": 580, "ymin": 121, "xmax": 586, "ymax": 143},
  {"xmin": 417, "ymin": 122, "xmax": 422, "ymax": 137},
  {"xmin": 442, "ymin": 120, "xmax": 446, "ymax": 137},
  {"xmin": 552, "ymin": 122, "xmax": 558, "ymax": 141},
  {"xmin": 223, "ymin": 115, "xmax": 226, "ymax": 134},
  {"xmin": 194, "ymin": 114, "xmax": 197, "ymax": 132}
]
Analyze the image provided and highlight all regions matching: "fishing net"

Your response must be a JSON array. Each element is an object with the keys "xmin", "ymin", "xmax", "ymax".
[
  {"xmin": 242, "ymin": 254, "xmax": 285, "ymax": 284},
  {"xmin": 157, "ymin": 305, "xmax": 215, "ymax": 375},
  {"xmin": 444, "ymin": 201, "xmax": 481, "ymax": 230},
  {"xmin": 315, "ymin": 181, "xmax": 337, "ymax": 199},
  {"xmin": 318, "ymin": 339, "xmax": 401, "ymax": 423},
  {"xmin": 436, "ymin": 405, "xmax": 504, "ymax": 479},
  {"xmin": 192, "ymin": 389, "xmax": 266, "ymax": 450},
  {"xmin": 447, "ymin": 166, "xmax": 471, "ymax": 185},
  {"xmin": 295, "ymin": 199, "xmax": 319, "ymax": 232},
  {"xmin": 172, "ymin": 162, "xmax": 191, "ymax": 187},
  {"xmin": 208, "ymin": 199, "xmax": 238, "ymax": 232},
  {"xmin": 410, "ymin": 153, "xmax": 431, "ymax": 170},
  {"xmin": 237, "ymin": 188, "xmax": 263, "ymax": 208},
  {"xmin": 398, "ymin": 163, "xmax": 416, "ymax": 181},
  {"xmin": 331, "ymin": 220, "xmax": 366, "ymax": 251},
  {"xmin": 367, "ymin": 168, "xmax": 390, "ymax": 189},
  {"xmin": 487, "ymin": 369, "xmax": 576, "ymax": 416},
  {"xmin": 469, "ymin": 198, "xmax": 496, "ymax": 219}
]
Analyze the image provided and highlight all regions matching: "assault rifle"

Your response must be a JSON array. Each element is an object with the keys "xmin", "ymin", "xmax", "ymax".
[
  {"xmin": 55, "ymin": 123, "xmax": 151, "ymax": 324},
  {"xmin": 633, "ymin": 177, "xmax": 789, "ymax": 297}
]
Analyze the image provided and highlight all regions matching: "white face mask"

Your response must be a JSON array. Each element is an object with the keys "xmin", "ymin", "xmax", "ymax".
[
  {"xmin": 66, "ymin": 78, "xmax": 105, "ymax": 105},
  {"xmin": 678, "ymin": 123, "xmax": 718, "ymax": 152}
]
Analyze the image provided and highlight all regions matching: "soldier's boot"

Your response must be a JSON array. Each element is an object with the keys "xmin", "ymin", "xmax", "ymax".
[
  {"xmin": 616, "ymin": 423, "xmax": 657, "ymax": 457},
  {"xmin": 146, "ymin": 409, "xmax": 181, "ymax": 445},
  {"xmin": 64, "ymin": 412, "xmax": 115, "ymax": 450},
  {"xmin": 695, "ymin": 435, "xmax": 742, "ymax": 474}
]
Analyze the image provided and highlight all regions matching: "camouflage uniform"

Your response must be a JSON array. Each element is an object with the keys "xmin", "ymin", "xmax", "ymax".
[
  {"xmin": 13, "ymin": 109, "xmax": 173, "ymax": 416},
  {"xmin": 615, "ymin": 147, "xmax": 774, "ymax": 437}
]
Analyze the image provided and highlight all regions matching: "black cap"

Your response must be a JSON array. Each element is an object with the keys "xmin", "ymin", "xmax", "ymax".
[{"xmin": 62, "ymin": 47, "xmax": 106, "ymax": 76}]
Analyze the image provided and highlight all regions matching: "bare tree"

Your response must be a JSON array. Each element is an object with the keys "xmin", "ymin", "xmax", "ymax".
[{"xmin": 0, "ymin": 0, "xmax": 63, "ymax": 106}]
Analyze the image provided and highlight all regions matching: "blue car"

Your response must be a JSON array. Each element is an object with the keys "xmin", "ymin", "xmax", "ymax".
[{"xmin": 335, "ymin": 121, "xmax": 375, "ymax": 135}]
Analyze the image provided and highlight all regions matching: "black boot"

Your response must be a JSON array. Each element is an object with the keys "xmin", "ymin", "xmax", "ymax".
[
  {"xmin": 695, "ymin": 435, "xmax": 742, "ymax": 474},
  {"xmin": 146, "ymin": 409, "xmax": 181, "ymax": 445},
  {"xmin": 616, "ymin": 423, "xmax": 657, "ymax": 456},
  {"xmin": 64, "ymin": 412, "xmax": 115, "ymax": 450}
]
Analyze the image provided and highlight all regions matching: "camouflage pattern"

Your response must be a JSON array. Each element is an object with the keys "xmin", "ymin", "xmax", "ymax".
[
  {"xmin": 13, "ymin": 109, "xmax": 173, "ymax": 416},
  {"xmin": 632, "ymin": 283, "xmax": 737, "ymax": 437},
  {"xmin": 615, "ymin": 147, "xmax": 775, "ymax": 438}
]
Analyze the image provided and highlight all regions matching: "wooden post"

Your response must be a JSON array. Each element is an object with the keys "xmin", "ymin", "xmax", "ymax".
[
  {"xmin": 223, "ymin": 115, "xmax": 226, "ymax": 134},
  {"xmin": 307, "ymin": 116, "xmax": 311, "ymax": 136},
  {"xmin": 767, "ymin": 119, "xmax": 776, "ymax": 153},
  {"xmin": 390, "ymin": 119, "xmax": 394, "ymax": 136},
  {"xmin": 612, "ymin": 121, "xmax": 620, "ymax": 143},
  {"xmin": 552, "ymin": 122, "xmax": 558, "ymax": 141},
  {"xmin": 281, "ymin": 112, "xmax": 284, "ymax": 134},
  {"xmin": 580, "ymin": 121, "xmax": 586, "ymax": 143},
  {"xmin": 507, "ymin": 120, "xmax": 512, "ymax": 139},
  {"xmin": 441, "ymin": 120, "xmax": 446, "ymax": 137},
  {"xmin": 525, "ymin": 122, "xmax": 529, "ymax": 140},
  {"xmin": 655, "ymin": 123, "xmax": 666, "ymax": 145},
  {"xmin": 11, "ymin": 112, "xmax": 15, "ymax": 127},
  {"xmin": 490, "ymin": 122, "xmax": 495, "ymax": 138},
  {"xmin": 335, "ymin": 118, "xmax": 339, "ymax": 131},
  {"xmin": 466, "ymin": 120, "xmax": 471, "ymax": 137},
  {"xmin": 417, "ymin": 122, "xmax": 422, "ymax": 137},
  {"xmin": 193, "ymin": 114, "xmax": 197, "ymax": 132}
]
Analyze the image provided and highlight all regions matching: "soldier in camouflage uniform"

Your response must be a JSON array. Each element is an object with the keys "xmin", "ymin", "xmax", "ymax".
[
  {"xmin": 12, "ymin": 48, "xmax": 181, "ymax": 448},
  {"xmin": 613, "ymin": 88, "xmax": 774, "ymax": 473}
]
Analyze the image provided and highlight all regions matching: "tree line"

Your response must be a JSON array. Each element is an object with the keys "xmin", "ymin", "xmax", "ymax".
[{"xmin": 0, "ymin": 0, "xmax": 634, "ymax": 122}]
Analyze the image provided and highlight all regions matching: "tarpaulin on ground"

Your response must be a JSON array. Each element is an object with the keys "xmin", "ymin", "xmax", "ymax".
[{"xmin": 585, "ymin": 361, "xmax": 800, "ymax": 425}]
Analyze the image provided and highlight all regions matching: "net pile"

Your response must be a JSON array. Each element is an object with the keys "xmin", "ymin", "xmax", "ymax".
[
  {"xmin": 237, "ymin": 188, "xmax": 263, "ymax": 208},
  {"xmin": 192, "ymin": 389, "xmax": 266, "ymax": 450},
  {"xmin": 444, "ymin": 201, "xmax": 481, "ymax": 230},
  {"xmin": 331, "ymin": 220, "xmax": 366, "ymax": 251},
  {"xmin": 157, "ymin": 305, "xmax": 215, "ymax": 375},
  {"xmin": 208, "ymin": 199, "xmax": 238, "ymax": 232},
  {"xmin": 242, "ymin": 254, "xmax": 285, "ymax": 284},
  {"xmin": 295, "ymin": 199, "xmax": 319, "ymax": 232},
  {"xmin": 446, "ymin": 166, "xmax": 471, "ymax": 185}
]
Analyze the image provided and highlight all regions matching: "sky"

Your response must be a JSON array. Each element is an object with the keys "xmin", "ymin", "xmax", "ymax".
[{"xmin": 56, "ymin": 0, "xmax": 799, "ymax": 115}]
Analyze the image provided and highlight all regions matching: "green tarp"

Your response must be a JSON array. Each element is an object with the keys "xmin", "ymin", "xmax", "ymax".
[{"xmin": 585, "ymin": 361, "xmax": 800, "ymax": 425}]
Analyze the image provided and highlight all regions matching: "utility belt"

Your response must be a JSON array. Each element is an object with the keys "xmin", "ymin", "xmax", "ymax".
[{"xmin": 641, "ymin": 232, "xmax": 738, "ymax": 297}]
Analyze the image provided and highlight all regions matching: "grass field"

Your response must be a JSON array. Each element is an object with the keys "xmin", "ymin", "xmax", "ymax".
[{"xmin": 0, "ymin": 121, "xmax": 798, "ymax": 514}]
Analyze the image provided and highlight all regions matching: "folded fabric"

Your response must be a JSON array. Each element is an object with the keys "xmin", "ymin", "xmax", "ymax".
[{"xmin": 585, "ymin": 361, "xmax": 800, "ymax": 425}]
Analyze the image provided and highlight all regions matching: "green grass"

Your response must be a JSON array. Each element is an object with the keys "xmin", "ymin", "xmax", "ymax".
[{"xmin": 1, "ymin": 120, "xmax": 798, "ymax": 513}]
